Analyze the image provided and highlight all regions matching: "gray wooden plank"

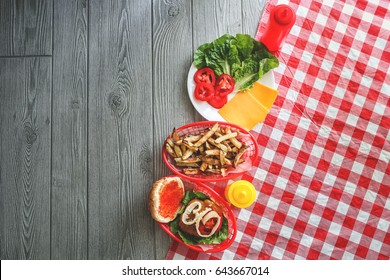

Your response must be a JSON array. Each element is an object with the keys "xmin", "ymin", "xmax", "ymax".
[
  {"xmin": 242, "ymin": 0, "xmax": 268, "ymax": 36},
  {"xmin": 152, "ymin": 0, "xmax": 194, "ymax": 259},
  {"xmin": 51, "ymin": 0, "xmax": 88, "ymax": 259},
  {"xmin": 192, "ymin": 0, "xmax": 242, "ymax": 47},
  {"xmin": 0, "ymin": 0, "xmax": 52, "ymax": 56},
  {"xmin": 0, "ymin": 57, "xmax": 51, "ymax": 259},
  {"xmin": 88, "ymin": 0, "xmax": 154, "ymax": 259}
]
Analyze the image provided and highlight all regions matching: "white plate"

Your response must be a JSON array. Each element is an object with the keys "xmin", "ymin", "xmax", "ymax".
[{"xmin": 187, "ymin": 63, "xmax": 275, "ymax": 121}]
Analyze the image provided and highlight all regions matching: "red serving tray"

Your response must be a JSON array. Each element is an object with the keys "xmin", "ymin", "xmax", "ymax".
[
  {"xmin": 162, "ymin": 121, "xmax": 259, "ymax": 182},
  {"xmin": 158, "ymin": 175, "xmax": 237, "ymax": 253}
]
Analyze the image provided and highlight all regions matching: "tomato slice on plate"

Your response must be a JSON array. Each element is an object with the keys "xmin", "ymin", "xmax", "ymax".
[
  {"xmin": 194, "ymin": 67, "xmax": 216, "ymax": 85},
  {"xmin": 207, "ymin": 94, "xmax": 227, "ymax": 109},
  {"xmin": 194, "ymin": 82, "xmax": 215, "ymax": 101},
  {"xmin": 216, "ymin": 74, "xmax": 235, "ymax": 96}
]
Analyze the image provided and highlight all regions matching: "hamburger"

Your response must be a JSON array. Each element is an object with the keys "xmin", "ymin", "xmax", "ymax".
[
  {"xmin": 179, "ymin": 198, "xmax": 223, "ymax": 238},
  {"xmin": 149, "ymin": 176, "xmax": 228, "ymax": 245}
]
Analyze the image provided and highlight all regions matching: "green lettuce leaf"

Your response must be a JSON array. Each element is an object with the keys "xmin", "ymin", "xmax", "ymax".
[
  {"xmin": 181, "ymin": 190, "xmax": 195, "ymax": 205},
  {"xmin": 178, "ymin": 231, "xmax": 197, "ymax": 245},
  {"xmin": 236, "ymin": 34, "xmax": 254, "ymax": 59},
  {"xmin": 232, "ymin": 57, "xmax": 260, "ymax": 92},
  {"xmin": 182, "ymin": 190, "xmax": 210, "ymax": 205},
  {"xmin": 170, "ymin": 216, "xmax": 180, "ymax": 234},
  {"xmin": 194, "ymin": 42, "xmax": 211, "ymax": 69},
  {"xmin": 258, "ymin": 56, "xmax": 279, "ymax": 79},
  {"xmin": 194, "ymin": 34, "xmax": 279, "ymax": 92},
  {"xmin": 204, "ymin": 34, "xmax": 239, "ymax": 76},
  {"xmin": 193, "ymin": 191, "xmax": 209, "ymax": 200}
]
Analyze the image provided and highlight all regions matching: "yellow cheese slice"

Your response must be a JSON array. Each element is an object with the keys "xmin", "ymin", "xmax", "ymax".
[
  {"xmin": 218, "ymin": 82, "xmax": 278, "ymax": 131},
  {"xmin": 248, "ymin": 82, "xmax": 278, "ymax": 110},
  {"xmin": 218, "ymin": 91, "xmax": 268, "ymax": 131}
]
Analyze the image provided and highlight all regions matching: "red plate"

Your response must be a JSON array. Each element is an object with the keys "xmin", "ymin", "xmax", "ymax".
[
  {"xmin": 162, "ymin": 121, "xmax": 259, "ymax": 182},
  {"xmin": 158, "ymin": 176, "xmax": 237, "ymax": 253}
]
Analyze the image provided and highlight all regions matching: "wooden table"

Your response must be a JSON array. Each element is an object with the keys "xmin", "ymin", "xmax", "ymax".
[{"xmin": 0, "ymin": 0, "xmax": 267, "ymax": 259}]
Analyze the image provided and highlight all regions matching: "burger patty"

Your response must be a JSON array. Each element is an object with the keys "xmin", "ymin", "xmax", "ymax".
[{"xmin": 178, "ymin": 198, "xmax": 223, "ymax": 237}]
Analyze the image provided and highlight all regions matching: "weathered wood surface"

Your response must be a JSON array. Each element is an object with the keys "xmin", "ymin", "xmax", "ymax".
[
  {"xmin": 51, "ymin": 0, "xmax": 88, "ymax": 259},
  {"xmin": 0, "ymin": 0, "xmax": 267, "ymax": 259},
  {"xmin": 88, "ymin": 0, "xmax": 155, "ymax": 260},
  {"xmin": 0, "ymin": 0, "xmax": 52, "ymax": 56},
  {"xmin": 242, "ymin": 0, "xmax": 268, "ymax": 35},
  {"xmin": 0, "ymin": 57, "xmax": 52, "ymax": 259}
]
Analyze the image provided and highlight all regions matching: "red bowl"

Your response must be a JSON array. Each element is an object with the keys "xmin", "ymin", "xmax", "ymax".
[
  {"xmin": 158, "ymin": 176, "xmax": 237, "ymax": 253},
  {"xmin": 162, "ymin": 121, "xmax": 259, "ymax": 182}
]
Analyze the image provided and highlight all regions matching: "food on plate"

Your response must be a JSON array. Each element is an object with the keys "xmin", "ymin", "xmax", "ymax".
[
  {"xmin": 194, "ymin": 82, "xmax": 215, "ymax": 101},
  {"xmin": 247, "ymin": 81, "xmax": 279, "ymax": 109},
  {"xmin": 170, "ymin": 189, "xmax": 228, "ymax": 245},
  {"xmin": 193, "ymin": 67, "xmax": 233, "ymax": 109},
  {"xmin": 207, "ymin": 94, "xmax": 227, "ymax": 109},
  {"xmin": 149, "ymin": 177, "xmax": 185, "ymax": 223},
  {"xmin": 191, "ymin": 34, "xmax": 279, "ymax": 111},
  {"xmin": 194, "ymin": 34, "xmax": 279, "ymax": 92},
  {"xmin": 215, "ymin": 74, "xmax": 235, "ymax": 96},
  {"xmin": 164, "ymin": 123, "xmax": 248, "ymax": 177},
  {"xmin": 193, "ymin": 67, "xmax": 216, "ymax": 85},
  {"xmin": 218, "ymin": 81, "xmax": 279, "ymax": 131}
]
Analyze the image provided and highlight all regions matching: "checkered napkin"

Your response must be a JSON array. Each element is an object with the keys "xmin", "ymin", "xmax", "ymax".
[{"xmin": 166, "ymin": 0, "xmax": 390, "ymax": 259}]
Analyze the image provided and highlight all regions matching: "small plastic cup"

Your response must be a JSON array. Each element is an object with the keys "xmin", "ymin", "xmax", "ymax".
[{"xmin": 225, "ymin": 180, "xmax": 257, "ymax": 208}]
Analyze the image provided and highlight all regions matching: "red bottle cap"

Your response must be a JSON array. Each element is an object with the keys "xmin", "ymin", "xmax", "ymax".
[
  {"xmin": 259, "ymin": 4, "xmax": 296, "ymax": 52},
  {"xmin": 274, "ymin": 5, "xmax": 294, "ymax": 25}
]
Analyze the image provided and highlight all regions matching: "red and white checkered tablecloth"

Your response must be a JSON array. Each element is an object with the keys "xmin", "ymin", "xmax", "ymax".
[{"xmin": 166, "ymin": 0, "xmax": 390, "ymax": 260}]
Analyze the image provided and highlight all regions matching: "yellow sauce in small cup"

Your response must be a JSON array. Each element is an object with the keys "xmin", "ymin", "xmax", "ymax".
[{"xmin": 225, "ymin": 180, "xmax": 257, "ymax": 208}]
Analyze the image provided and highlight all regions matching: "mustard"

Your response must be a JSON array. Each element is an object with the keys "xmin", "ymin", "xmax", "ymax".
[{"xmin": 225, "ymin": 180, "xmax": 257, "ymax": 208}]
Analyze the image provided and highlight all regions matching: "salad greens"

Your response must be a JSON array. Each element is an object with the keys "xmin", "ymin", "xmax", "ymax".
[
  {"xmin": 170, "ymin": 190, "xmax": 229, "ymax": 245},
  {"xmin": 182, "ymin": 190, "xmax": 209, "ymax": 205},
  {"xmin": 194, "ymin": 34, "xmax": 279, "ymax": 92}
]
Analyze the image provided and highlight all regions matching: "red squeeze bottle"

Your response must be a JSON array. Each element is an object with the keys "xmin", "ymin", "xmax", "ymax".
[{"xmin": 260, "ymin": 4, "xmax": 296, "ymax": 52}]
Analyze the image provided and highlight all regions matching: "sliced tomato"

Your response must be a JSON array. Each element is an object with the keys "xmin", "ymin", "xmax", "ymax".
[
  {"xmin": 198, "ymin": 223, "xmax": 210, "ymax": 235},
  {"xmin": 215, "ymin": 216, "xmax": 223, "ymax": 233},
  {"xmin": 194, "ymin": 67, "xmax": 216, "ymax": 85},
  {"xmin": 198, "ymin": 216, "xmax": 223, "ymax": 236},
  {"xmin": 207, "ymin": 94, "xmax": 227, "ymax": 109},
  {"xmin": 194, "ymin": 82, "xmax": 215, "ymax": 101},
  {"xmin": 204, "ymin": 218, "xmax": 217, "ymax": 229},
  {"xmin": 216, "ymin": 74, "xmax": 235, "ymax": 96}
]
